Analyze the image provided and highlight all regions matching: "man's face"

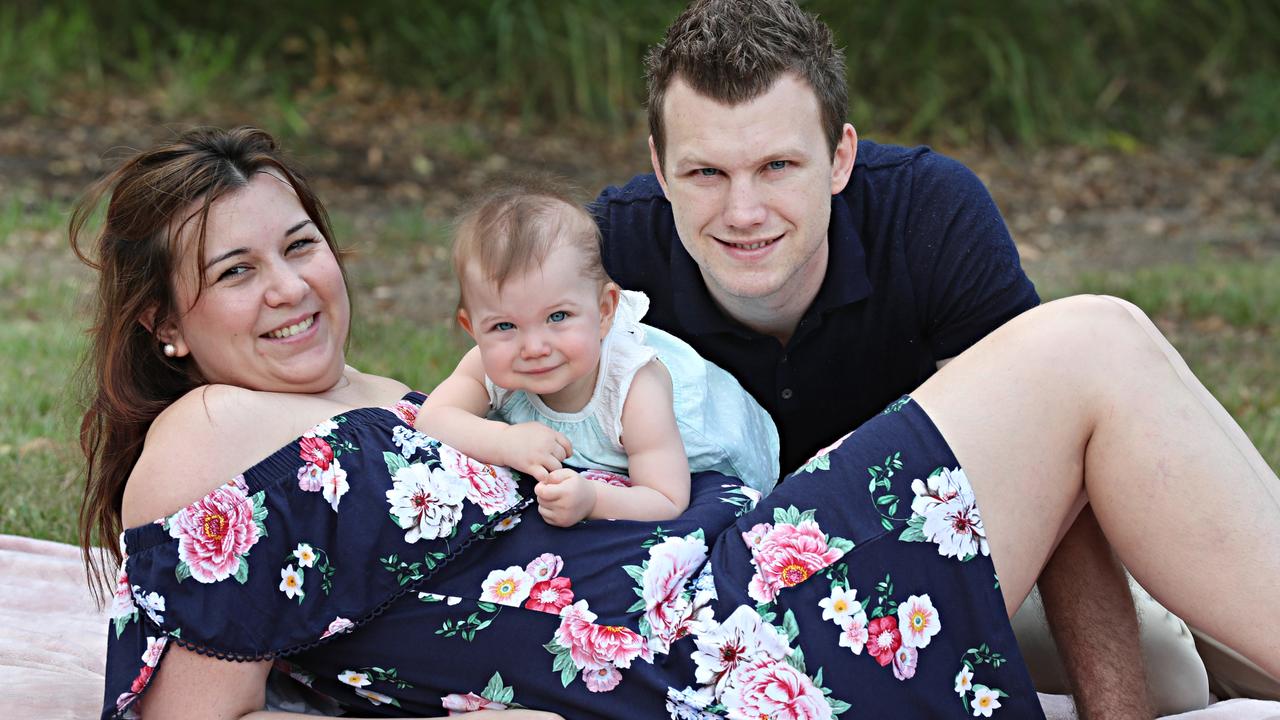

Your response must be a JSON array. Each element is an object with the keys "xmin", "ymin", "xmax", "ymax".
[{"xmin": 652, "ymin": 73, "xmax": 855, "ymax": 316}]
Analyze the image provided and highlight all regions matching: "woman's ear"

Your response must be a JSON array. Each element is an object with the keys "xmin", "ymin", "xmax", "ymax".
[
  {"xmin": 139, "ymin": 307, "xmax": 188, "ymax": 358},
  {"xmin": 598, "ymin": 283, "xmax": 621, "ymax": 339}
]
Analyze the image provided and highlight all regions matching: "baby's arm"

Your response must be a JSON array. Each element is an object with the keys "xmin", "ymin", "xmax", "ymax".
[
  {"xmin": 538, "ymin": 361, "xmax": 691, "ymax": 525},
  {"xmin": 416, "ymin": 347, "xmax": 571, "ymax": 481}
]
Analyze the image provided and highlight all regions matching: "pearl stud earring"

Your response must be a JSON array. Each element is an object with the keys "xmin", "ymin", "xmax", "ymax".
[{"xmin": 163, "ymin": 343, "xmax": 176, "ymax": 357}]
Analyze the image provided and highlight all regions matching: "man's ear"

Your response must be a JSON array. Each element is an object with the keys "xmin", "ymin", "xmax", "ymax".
[
  {"xmin": 830, "ymin": 123, "xmax": 858, "ymax": 195},
  {"xmin": 598, "ymin": 282, "xmax": 621, "ymax": 339},
  {"xmin": 456, "ymin": 307, "xmax": 476, "ymax": 339},
  {"xmin": 649, "ymin": 136, "xmax": 670, "ymax": 198}
]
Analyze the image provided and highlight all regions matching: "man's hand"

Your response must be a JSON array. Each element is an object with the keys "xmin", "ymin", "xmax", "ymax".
[
  {"xmin": 501, "ymin": 423, "xmax": 572, "ymax": 481},
  {"xmin": 535, "ymin": 468, "xmax": 596, "ymax": 527}
]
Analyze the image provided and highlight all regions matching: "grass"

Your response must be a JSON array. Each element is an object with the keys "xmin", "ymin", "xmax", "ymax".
[
  {"xmin": 2, "ymin": 194, "xmax": 1276, "ymax": 546},
  {"xmin": 2, "ymin": 1, "xmax": 1278, "ymax": 153}
]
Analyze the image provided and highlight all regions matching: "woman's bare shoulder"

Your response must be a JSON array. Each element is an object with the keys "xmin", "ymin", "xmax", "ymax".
[{"xmin": 120, "ymin": 375, "xmax": 409, "ymax": 528}]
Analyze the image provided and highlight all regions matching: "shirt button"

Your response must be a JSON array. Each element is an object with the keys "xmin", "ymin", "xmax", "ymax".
[{"xmin": 781, "ymin": 388, "xmax": 794, "ymax": 400}]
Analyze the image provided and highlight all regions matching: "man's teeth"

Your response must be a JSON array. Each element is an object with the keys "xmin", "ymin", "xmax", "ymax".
[
  {"xmin": 738, "ymin": 239, "xmax": 775, "ymax": 250},
  {"xmin": 268, "ymin": 315, "xmax": 315, "ymax": 339}
]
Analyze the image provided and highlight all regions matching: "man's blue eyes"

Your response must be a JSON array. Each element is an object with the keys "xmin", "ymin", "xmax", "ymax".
[
  {"xmin": 768, "ymin": 160, "xmax": 787, "ymax": 170},
  {"xmin": 695, "ymin": 161, "xmax": 786, "ymax": 176},
  {"xmin": 697, "ymin": 168, "xmax": 718, "ymax": 177}
]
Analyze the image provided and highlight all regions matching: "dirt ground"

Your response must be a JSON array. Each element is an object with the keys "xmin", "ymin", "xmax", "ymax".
[{"xmin": 2, "ymin": 89, "xmax": 1277, "ymax": 321}]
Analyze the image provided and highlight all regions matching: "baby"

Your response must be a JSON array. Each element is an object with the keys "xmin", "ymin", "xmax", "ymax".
[{"xmin": 417, "ymin": 181, "xmax": 778, "ymax": 526}]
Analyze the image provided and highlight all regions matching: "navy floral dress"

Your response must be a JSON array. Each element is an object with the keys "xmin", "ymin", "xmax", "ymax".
[{"xmin": 102, "ymin": 392, "xmax": 1044, "ymax": 719}]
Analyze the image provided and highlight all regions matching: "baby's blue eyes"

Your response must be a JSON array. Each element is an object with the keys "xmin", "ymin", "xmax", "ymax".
[
  {"xmin": 548, "ymin": 311, "xmax": 568, "ymax": 323},
  {"xmin": 494, "ymin": 321, "xmax": 515, "ymax": 331}
]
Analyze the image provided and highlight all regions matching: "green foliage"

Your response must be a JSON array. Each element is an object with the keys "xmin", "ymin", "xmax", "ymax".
[{"xmin": 1, "ymin": 0, "xmax": 1277, "ymax": 151}]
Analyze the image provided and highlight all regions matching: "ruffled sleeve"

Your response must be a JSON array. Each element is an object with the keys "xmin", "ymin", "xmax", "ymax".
[
  {"xmin": 101, "ymin": 394, "xmax": 532, "ymax": 718},
  {"xmin": 595, "ymin": 290, "xmax": 660, "ymax": 451}
]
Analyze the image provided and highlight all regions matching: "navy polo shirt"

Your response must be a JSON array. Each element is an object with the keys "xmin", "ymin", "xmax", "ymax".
[{"xmin": 592, "ymin": 140, "xmax": 1039, "ymax": 475}]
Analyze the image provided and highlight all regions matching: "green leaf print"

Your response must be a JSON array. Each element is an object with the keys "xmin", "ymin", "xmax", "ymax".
[
  {"xmin": 773, "ymin": 505, "xmax": 803, "ymax": 526},
  {"xmin": 233, "ymin": 557, "xmax": 249, "ymax": 584},
  {"xmin": 175, "ymin": 561, "xmax": 191, "ymax": 583},
  {"xmin": 781, "ymin": 610, "xmax": 801, "ymax": 643},
  {"xmin": 898, "ymin": 515, "xmax": 927, "ymax": 543},
  {"xmin": 113, "ymin": 612, "xmax": 136, "ymax": 639},
  {"xmin": 383, "ymin": 451, "xmax": 409, "ymax": 476},
  {"xmin": 827, "ymin": 536, "xmax": 855, "ymax": 555},
  {"xmin": 798, "ymin": 452, "xmax": 832, "ymax": 474}
]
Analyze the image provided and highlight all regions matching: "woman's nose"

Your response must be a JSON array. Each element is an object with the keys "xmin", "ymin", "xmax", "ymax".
[{"xmin": 264, "ymin": 264, "xmax": 309, "ymax": 306}]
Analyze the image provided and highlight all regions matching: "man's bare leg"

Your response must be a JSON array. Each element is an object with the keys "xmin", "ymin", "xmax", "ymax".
[
  {"xmin": 910, "ymin": 294, "xmax": 1280, "ymax": 679},
  {"xmin": 1038, "ymin": 509, "xmax": 1152, "ymax": 718}
]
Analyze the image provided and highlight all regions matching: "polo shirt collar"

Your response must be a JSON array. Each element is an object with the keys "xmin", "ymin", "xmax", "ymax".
[{"xmin": 670, "ymin": 194, "xmax": 873, "ymax": 337}]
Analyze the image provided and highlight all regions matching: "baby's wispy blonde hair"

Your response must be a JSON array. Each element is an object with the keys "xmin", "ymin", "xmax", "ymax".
[{"xmin": 452, "ymin": 178, "xmax": 611, "ymax": 312}]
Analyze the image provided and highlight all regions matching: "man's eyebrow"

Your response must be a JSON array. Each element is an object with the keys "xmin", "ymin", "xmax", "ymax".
[{"xmin": 202, "ymin": 220, "xmax": 315, "ymax": 271}]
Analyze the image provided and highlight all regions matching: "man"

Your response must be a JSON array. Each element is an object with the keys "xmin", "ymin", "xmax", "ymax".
[{"xmin": 593, "ymin": 0, "xmax": 1196, "ymax": 716}]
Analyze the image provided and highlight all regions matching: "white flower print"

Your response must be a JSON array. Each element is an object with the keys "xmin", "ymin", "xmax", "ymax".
[
  {"xmin": 338, "ymin": 670, "xmax": 371, "ymax": 687},
  {"xmin": 279, "ymin": 565, "xmax": 305, "ymax": 600},
  {"xmin": 320, "ymin": 460, "xmax": 349, "ymax": 512},
  {"xmin": 385, "ymin": 463, "xmax": 467, "ymax": 543},
  {"xmin": 480, "ymin": 566, "xmax": 535, "ymax": 606},
  {"xmin": 910, "ymin": 467, "xmax": 989, "ymax": 560},
  {"xmin": 897, "ymin": 593, "xmax": 942, "ymax": 649},
  {"xmin": 666, "ymin": 686, "xmax": 719, "ymax": 720},
  {"xmin": 955, "ymin": 666, "xmax": 974, "ymax": 696},
  {"xmin": 141, "ymin": 636, "xmax": 166, "ymax": 667},
  {"xmin": 391, "ymin": 425, "xmax": 433, "ymax": 459},
  {"xmin": 494, "ymin": 515, "xmax": 520, "ymax": 532},
  {"xmin": 691, "ymin": 563, "xmax": 718, "ymax": 607},
  {"xmin": 971, "ymin": 684, "xmax": 1003, "ymax": 717},
  {"xmin": 689, "ymin": 605, "xmax": 790, "ymax": 693},
  {"xmin": 132, "ymin": 587, "xmax": 166, "ymax": 625},
  {"xmin": 310, "ymin": 419, "xmax": 339, "ymax": 437},
  {"xmin": 838, "ymin": 612, "xmax": 870, "ymax": 655},
  {"xmin": 293, "ymin": 543, "xmax": 316, "ymax": 568},
  {"xmin": 355, "ymin": 688, "xmax": 394, "ymax": 705},
  {"xmin": 818, "ymin": 585, "xmax": 863, "ymax": 628}
]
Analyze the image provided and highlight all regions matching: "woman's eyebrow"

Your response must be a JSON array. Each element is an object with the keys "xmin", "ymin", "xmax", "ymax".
[{"xmin": 202, "ymin": 220, "xmax": 315, "ymax": 270}]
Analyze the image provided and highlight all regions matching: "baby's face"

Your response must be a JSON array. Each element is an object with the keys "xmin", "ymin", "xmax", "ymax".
[{"xmin": 460, "ymin": 244, "xmax": 616, "ymax": 413}]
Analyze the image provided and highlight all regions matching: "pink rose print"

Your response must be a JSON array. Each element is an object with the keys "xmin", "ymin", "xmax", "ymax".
[
  {"xmin": 554, "ymin": 600, "xmax": 650, "ymax": 670},
  {"xmin": 298, "ymin": 436, "xmax": 334, "ymax": 469},
  {"xmin": 321, "ymin": 617, "xmax": 355, "ymax": 639},
  {"xmin": 746, "ymin": 521, "xmax": 844, "ymax": 604},
  {"xmin": 109, "ymin": 567, "xmax": 135, "ymax": 620},
  {"xmin": 641, "ymin": 536, "xmax": 707, "ymax": 653},
  {"xmin": 389, "ymin": 399, "xmax": 420, "ymax": 426},
  {"xmin": 721, "ymin": 658, "xmax": 831, "ymax": 720},
  {"xmin": 525, "ymin": 552, "xmax": 563, "ymax": 582},
  {"xmin": 525, "ymin": 576, "xmax": 574, "ymax": 614},
  {"xmin": 168, "ymin": 484, "xmax": 261, "ymax": 583},
  {"xmin": 580, "ymin": 469, "xmax": 631, "ymax": 487},
  {"xmin": 867, "ymin": 615, "xmax": 902, "ymax": 668},
  {"xmin": 583, "ymin": 663, "xmax": 622, "ymax": 692},
  {"xmin": 893, "ymin": 646, "xmax": 919, "ymax": 681},
  {"xmin": 441, "ymin": 692, "xmax": 506, "ymax": 713},
  {"xmin": 130, "ymin": 664, "xmax": 155, "ymax": 694},
  {"xmin": 439, "ymin": 446, "xmax": 520, "ymax": 514}
]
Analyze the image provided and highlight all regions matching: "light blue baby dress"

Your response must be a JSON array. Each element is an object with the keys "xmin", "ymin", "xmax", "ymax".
[{"xmin": 485, "ymin": 290, "xmax": 780, "ymax": 494}]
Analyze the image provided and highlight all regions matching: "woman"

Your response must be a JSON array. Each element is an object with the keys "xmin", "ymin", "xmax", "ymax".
[{"xmin": 77, "ymin": 127, "xmax": 1279, "ymax": 719}]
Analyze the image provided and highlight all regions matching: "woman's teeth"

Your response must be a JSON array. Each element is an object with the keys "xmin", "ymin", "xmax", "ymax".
[{"xmin": 267, "ymin": 315, "xmax": 315, "ymax": 339}]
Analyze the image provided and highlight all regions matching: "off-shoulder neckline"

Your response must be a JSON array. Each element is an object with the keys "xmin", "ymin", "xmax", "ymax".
[{"xmin": 121, "ymin": 391, "xmax": 425, "ymax": 555}]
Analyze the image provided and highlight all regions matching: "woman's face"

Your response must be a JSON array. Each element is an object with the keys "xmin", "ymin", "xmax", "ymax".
[{"xmin": 160, "ymin": 171, "xmax": 350, "ymax": 394}]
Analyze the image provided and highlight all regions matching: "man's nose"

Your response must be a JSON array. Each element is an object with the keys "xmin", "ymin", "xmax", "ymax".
[{"xmin": 723, "ymin": 178, "xmax": 768, "ymax": 229}]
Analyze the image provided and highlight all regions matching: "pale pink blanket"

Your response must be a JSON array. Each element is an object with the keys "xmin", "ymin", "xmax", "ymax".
[{"xmin": 3, "ymin": 534, "xmax": 1277, "ymax": 719}]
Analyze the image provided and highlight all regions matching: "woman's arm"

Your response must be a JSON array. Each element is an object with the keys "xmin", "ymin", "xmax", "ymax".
[
  {"xmin": 416, "ymin": 348, "xmax": 571, "ymax": 481},
  {"xmin": 536, "ymin": 361, "xmax": 691, "ymax": 525}
]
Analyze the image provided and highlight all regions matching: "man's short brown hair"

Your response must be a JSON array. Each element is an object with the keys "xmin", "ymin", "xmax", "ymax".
[
  {"xmin": 646, "ymin": 0, "xmax": 847, "ymax": 167},
  {"xmin": 452, "ymin": 178, "xmax": 610, "ymax": 312}
]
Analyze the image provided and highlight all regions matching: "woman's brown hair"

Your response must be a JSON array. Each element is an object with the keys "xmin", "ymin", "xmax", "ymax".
[{"xmin": 70, "ymin": 126, "xmax": 343, "ymax": 596}]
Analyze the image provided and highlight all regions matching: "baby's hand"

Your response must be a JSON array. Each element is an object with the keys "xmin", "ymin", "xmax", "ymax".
[
  {"xmin": 501, "ymin": 423, "xmax": 572, "ymax": 481},
  {"xmin": 535, "ymin": 468, "xmax": 596, "ymax": 527}
]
